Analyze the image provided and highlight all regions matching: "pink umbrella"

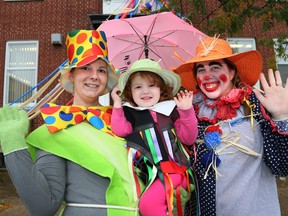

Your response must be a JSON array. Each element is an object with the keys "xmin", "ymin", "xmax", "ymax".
[{"xmin": 98, "ymin": 12, "xmax": 207, "ymax": 72}]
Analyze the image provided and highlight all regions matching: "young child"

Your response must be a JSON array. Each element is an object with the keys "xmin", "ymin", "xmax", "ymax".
[{"xmin": 111, "ymin": 59, "xmax": 198, "ymax": 216}]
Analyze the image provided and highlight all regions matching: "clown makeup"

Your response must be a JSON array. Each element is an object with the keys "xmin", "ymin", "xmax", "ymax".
[{"xmin": 195, "ymin": 60, "xmax": 235, "ymax": 100}]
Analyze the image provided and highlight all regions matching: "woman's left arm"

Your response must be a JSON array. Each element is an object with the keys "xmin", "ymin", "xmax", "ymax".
[
  {"xmin": 253, "ymin": 69, "xmax": 288, "ymax": 176},
  {"xmin": 260, "ymin": 116, "xmax": 288, "ymax": 176}
]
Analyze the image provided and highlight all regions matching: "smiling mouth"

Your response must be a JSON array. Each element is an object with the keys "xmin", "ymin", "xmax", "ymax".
[
  {"xmin": 85, "ymin": 83, "xmax": 99, "ymax": 88},
  {"xmin": 203, "ymin": 82, "xmax": 219, "ymax": 92},
  {"xmin": 205, "ymin": 83, "xmax": 217, "ymax": 88},
  {"xmin": 141, "ymin": 96, "xmax": 152, "ymax": 100}
]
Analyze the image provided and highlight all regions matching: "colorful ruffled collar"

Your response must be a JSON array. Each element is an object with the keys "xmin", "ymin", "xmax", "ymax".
[{"xmin": 193, "ymin": 86, "xmax": 252, "ymax": 124}]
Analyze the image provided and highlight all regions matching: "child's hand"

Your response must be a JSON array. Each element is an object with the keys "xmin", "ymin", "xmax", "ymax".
[
  {"xmin": 174, "ymin": 90, "xmax": 193, "ymax": 110},
  {"xmin": 111, "ymin": 85, "xmax": 122, "ymax": 108}
]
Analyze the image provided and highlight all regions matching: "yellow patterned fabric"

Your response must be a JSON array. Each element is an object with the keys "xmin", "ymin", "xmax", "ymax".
[{"xmin": 40, "ymin": 103, "xmax": 120, "ymax": 138}]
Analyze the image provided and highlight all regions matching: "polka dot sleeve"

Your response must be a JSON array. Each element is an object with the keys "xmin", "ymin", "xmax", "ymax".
[
  {"xmin": 274, "ymin": 120, "xmax": 288, "ymax": 135},
  {"xmin": 251, "ymin": 93, "xmax": 288, "ymax": 177}
]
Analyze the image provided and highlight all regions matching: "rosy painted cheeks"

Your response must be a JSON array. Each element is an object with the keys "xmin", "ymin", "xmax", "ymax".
[
  {"xmin": 197, "ymin": 77, "xmax": 202, "ymax": 86},
  {"xmin": 219, "ymin": 74, "xmax": 228, "ymax": 83}
]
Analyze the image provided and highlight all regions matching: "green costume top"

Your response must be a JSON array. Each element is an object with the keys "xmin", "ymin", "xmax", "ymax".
[{"xmin": 26, "ymin": 122, "xmax": 140, "ymax": 216}]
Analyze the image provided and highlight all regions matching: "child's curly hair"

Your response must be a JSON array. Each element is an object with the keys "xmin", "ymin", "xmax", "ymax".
[{"xmin": 122, "ymin": 71, "xmax": 174, "ymax": 107}]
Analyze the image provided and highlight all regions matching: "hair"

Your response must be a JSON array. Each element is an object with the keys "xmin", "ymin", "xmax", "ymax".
[
  {"xmin": 122, "ymin": 71, "xmax": 174, "ymax": 106},
  {"xmin": 223, "ymin": 58, "xmax": 242, "ymax": 88}
]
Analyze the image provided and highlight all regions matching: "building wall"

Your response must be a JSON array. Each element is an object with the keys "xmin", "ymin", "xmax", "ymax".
[
  {"xmin": 0, "ymin": 0, "xmax": 287, "ymax": 129},
  {"xmin": 183, "ymin": 0, "xmax": 288, "ymax": 73},
  {"xmin": 231, "ymin": 18, "xmax": 288, "ymax": 73},
  {"xmin": 0, "ymin": 0, "xmax": 102, "ymax": 128}
]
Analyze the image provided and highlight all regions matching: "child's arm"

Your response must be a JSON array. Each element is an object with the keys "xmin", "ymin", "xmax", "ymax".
[
  {"xmin": 111, "ymin": 85, "xmax": 122, "ymax": 108},
  {"xmin": 111, "ymin": 107, "xmax": 133, "ymax": 137},
  {"xmin": 173, "ymin": 90, "xmax": 198, "ymax": 145},
  {"xmin": 111, "ymin": 85, "xmax": 133, "ymax": 137},
  {"xmin": 174, "ymin": 108, "xmax": 198, "ymax": 145}
]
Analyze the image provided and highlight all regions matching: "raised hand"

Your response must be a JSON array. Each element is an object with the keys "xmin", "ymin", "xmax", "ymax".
[
  {"xmin": 111, "ymin": 85, "xmax": 123, "ymax": 108},
  {"xmin": 253, "ymin": 69, "xmax": 288, "ymax": 120},
  {"xmin": 174, "ymin": 90, "xmax": 193, "ymax": 110},
  {"xmin": 0, "ymin": 105, "xmax": 29, "ymax": 155}
]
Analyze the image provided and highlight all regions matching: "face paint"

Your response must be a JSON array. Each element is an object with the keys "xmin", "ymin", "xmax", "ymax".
[
  {"xmin": 197, "ymin": 77, "xmax": 202, "ymax": 86},
  {"xmin": 195, "ymin": 60, "xmax": 235, "ymax": 99},
  {"xmin": 219, "ymin": 74, "xmax": 228, "ymax": 83}
]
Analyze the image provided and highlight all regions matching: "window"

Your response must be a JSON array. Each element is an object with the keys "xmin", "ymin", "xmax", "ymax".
[
  {"xmin": 226, "ymin": 38, "xmax": 256, "ymax": 53},
  {"xmin": 273, "ymin": 38, "xmax": 288, "ymax": 85},
  {"xmin": 226, "ymin": 38, "xmax": 260, "ymax": 88},
  {"xmin": 4, "ymin": 41, "xmax": 39, "ymax": 107}
]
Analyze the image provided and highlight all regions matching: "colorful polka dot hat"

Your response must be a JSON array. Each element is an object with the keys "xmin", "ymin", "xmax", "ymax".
[{"xmin": 59, "ymin": 29, "xmax": 118, "ymax": 95}]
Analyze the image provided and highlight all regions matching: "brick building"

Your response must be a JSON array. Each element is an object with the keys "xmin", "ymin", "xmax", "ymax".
[
  {"xmin": 0, "ymin": 1, "xmax": 287, "ymax": 213},
  {"xmin": 0, "ymin": 0, "xmax": 103, "ymax": 128},
  {"xmin": 0, "ymin": 0, "xmax": 287, "ymax": 130}
]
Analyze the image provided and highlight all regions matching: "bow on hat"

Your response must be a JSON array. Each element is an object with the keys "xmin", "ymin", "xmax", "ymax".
[{"xmin": 40, "ymin": 103, "xmax": 120, "ymax": 139}]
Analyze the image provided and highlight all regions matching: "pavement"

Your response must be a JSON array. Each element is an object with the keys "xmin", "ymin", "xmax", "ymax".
[
  {"xmin": 0, "ymin": 169, "xmax": 288, "ymax": 216},
  {"xmin": 0, "ymin": 169, "xmax": 28, "ymax": 216}
]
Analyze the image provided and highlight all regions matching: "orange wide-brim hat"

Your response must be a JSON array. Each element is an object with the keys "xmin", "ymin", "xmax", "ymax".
[{"xmin": 173, "ymin": 36, "xmax": 263, "ymax": 91}]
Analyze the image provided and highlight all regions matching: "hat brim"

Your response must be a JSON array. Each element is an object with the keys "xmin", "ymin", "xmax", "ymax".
[
  {"xmin": 173, "ymin": 50, "xmax": 262, "ymax": 91},
  {"xmin": 118, "ymin": 66, "xmax": 181, "ymax": 96},
  {"xmin": 60, "ymin": 56, "xmax": 118, "ymax": 95}
]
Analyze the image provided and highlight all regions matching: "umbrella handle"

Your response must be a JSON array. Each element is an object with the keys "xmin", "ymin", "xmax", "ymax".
[{"xmin": 144, "ymin": 35, "xmax": 148, "ymax": 58}]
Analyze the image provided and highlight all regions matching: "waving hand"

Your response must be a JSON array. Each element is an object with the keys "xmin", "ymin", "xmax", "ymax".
[{"xmin": 253, "ymin": 69, "xmax": 288, "ymax": 120}]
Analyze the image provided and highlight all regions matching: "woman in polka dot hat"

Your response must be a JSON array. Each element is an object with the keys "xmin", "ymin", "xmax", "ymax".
[
  {"xmin": 173, "ymin": 36, "xmax": 288, "ymax": 216},
  {"xmin": 59, "ymin": 29, "xmax": 118, "ymax": 97},
  {"xmin": 0, "ymin": 30, "xmax": 140, "ymax": 215}
]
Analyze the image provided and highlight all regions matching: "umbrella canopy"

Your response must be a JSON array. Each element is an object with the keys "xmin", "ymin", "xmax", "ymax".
[{"xmin": 98, "ymin": 12, "xmax": 207, "ymax": 72}]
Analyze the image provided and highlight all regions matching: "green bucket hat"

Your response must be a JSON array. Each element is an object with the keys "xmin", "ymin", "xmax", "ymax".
[{"xmin": 118, "ymin": 59, "xmax": 181, "ymax": 96}]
